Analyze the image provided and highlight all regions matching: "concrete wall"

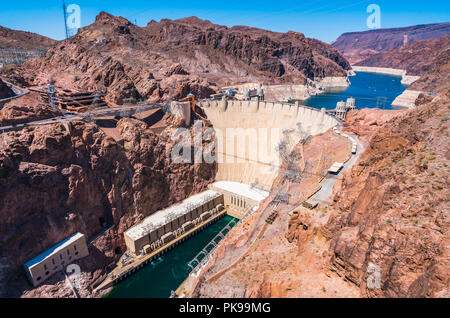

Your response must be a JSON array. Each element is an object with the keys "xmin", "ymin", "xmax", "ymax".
[
  {"xmin": 209, "ymin": 185, "xmax": 259, "ymax": 211},
  {"xmin": 200, "ymin": 99, "xmax": 340, "ymax": 190}
]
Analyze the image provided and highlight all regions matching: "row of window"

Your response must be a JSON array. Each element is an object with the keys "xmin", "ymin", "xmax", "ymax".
[
  {"xmin": 231, "ymin": 196, "xmax": 247, "ymax": 208},
  {"xmin": 39, "ymin": 245, "xmax": 80, "ymax": 277}
]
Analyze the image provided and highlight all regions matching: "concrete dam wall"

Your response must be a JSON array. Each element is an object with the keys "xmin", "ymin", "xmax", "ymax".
[{"xmin": 199, "ymin": 99, "xmax": 340, "ymax": 190}]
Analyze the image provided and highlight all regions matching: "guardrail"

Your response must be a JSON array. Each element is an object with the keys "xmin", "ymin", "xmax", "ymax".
[{"xmin": 187, "ymin": 206, "xmax": 255, "ymax": 274}]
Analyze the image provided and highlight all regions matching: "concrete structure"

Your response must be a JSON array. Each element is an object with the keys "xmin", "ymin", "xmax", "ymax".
[
  {"xmin": 209, "ymin": 181, "xmax": 269, "ymax": 217},
  {"xmin": 199, "ymin": 99, "xmax": 340, "ymax": 190},
  {"xmin": 124, "ymin": 190, "xmax": 224, "ymax": 255},
  {"xmin": 24, "ymin": 232, "xmax": 89, "ymax": 287}
]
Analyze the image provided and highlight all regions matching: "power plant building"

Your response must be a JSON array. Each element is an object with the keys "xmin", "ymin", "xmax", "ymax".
[
  {"xmin": 124, "ymin": 190, "xmax": 224, "ymax": 255},
  {"xmin": 24, "ymin": 232, "xmax": 89, "ymax": 287}
]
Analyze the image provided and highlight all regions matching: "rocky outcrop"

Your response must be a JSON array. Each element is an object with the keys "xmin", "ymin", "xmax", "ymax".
[
  {"xmin": 0, "ymin": 92, "xmax": 62, "ymax": 126},
  {"xmin": 332, "ymin": 22, "xmax": 450, "ymax": 64},
  {"xmin": 326, "ymin": 90, "xmax": 449, "ymax": 297},
  {"xmin": 0, "ymin": 25, "xmax": 56, "ymax": 49},
  {"xmin": 8, "ymin": 12, "xmax": 350, "ymax": 104},
  {"xmin": 0, "ymin": 113, "xmax": 216, "ymax": 297}
]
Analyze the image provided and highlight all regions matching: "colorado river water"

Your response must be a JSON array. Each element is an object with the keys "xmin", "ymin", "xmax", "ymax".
[
  {"xmin": 106, "ymin": 215, "xmax": 237, "ymax": 298},
  {"xmin": 304, "ymin": 71, "xmax": 407, "ymax": 110}
]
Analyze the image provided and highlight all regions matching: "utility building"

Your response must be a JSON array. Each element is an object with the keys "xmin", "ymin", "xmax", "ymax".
[
  {"xmin": 209, "ymin": 181, "xmax": 269, "ymax": 218},
  {"xmin": 124, "ymin": 190, "xmax": 224, "ymax": 256},
  {"xmin": 24, "ymin": 232, "xmax": 89, "ymax": 287}
]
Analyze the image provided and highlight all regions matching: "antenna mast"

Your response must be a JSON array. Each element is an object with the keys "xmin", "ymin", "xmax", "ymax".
[{"xmin": 63, "ymin": 1, "xmax": 70, "ymax": 39}]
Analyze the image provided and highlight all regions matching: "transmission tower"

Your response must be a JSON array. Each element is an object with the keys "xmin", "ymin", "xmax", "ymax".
[{"xmin": 63, "ymin": 1, "xmax": 70, "ymax": 39}]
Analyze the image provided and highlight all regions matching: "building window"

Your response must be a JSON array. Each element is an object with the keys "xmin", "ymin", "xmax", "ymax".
[
  {"xmin": 53, "ymin": 266, "xmax": 57, "ymax": 270},
  {"xmin": 67, "ymin": 249, "xmax": 70, "ymax": 255},
  {"xmin": 75, "ymin": 252, "xmax": 79, "ymax": 256},
  {"xmin": 44, "ymin": 264, "xmax": 47, "ymax": 270},
  {"xmin": 45, "ymin": 271, "xmax": 49, "ymax": 276},
  {"xmin": 52, "ymin": 259, "xmax": 55, "ymax": 265},
  {"xmin": 36, "ymin": 277, "xmax": 41, "ymax": 281},
  {"xmin": 59, "ymin": 254, "xmax": 63, "ymax": 260},
  {"xmin": 74, "ymin": 245, "xmax": 77, "ymax": 251},
  {"xmin": 61, "ymin": 261, "xmax": 65, "ymax": 265}
]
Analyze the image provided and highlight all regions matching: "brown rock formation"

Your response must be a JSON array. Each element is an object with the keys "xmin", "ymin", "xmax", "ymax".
[
  {"xmin": 0, "ymin": 92, "xmax": 62, "ymax": 126},
  {"xmin": 326, "ymin": 90, "xmax": 449, "ymax": 297},
  {"xmin": 332, "ymin": 22, "xmax": 450, "ymax": 64},
  {"xmin": 356, "ymin": 35, "xmax": 450, "ymax": 93},
  {"xmin": 0, "ymin": 25, "xmax": 57, "ymax": 49},
  {"xmin": 0, "ymin": 113, "xmax": 216, "ymax": 297},
  {"xmin": 7, "ymin": 12, "xmax": 350, "ymax": 104}
]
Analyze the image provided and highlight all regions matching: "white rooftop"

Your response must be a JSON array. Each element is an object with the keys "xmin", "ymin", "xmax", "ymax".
[
  {"xmin": 125, "ymin": 190, "xmax": 221, "ymax": 240},
  {"xmin": 25, "ymin": 232, "xmax": 85, "ymax": 269},
  {"xmin": 211, "ymin": 181, "xmax": 269, "ymax": 202}
]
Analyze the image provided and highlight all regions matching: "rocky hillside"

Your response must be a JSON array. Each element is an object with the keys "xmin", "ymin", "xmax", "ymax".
[
  {"xmin": 327, "ymin": 90, "xmax": 449, "ymax": 297},
  {"xmin": 9, "ymin": 12, "xmax": 350, "ymax": 104},
  {"xmin": 0, "ymin": 25, "xmax": 56, "ymax": 49},
  {"xmin": 332, "ymin": 22, "xmax": 450, "ymax": 64},
  {"xmin": 0, "ymin": 114, "xmax": 216, "ymax": 297},
  {"xmin": 0, "ymin": 92, "xmax": 62, "ymax": 126},
  {"xmin": 191, "ymin": 87, "xmax": 449, "ymax": 299},
  {"xmin": 357, "ymin": 35, "xmax": 450, "ymax": 93},
  {"xmin": 0, "ymin": 79, "xmax": 14, "ymax": 99}
]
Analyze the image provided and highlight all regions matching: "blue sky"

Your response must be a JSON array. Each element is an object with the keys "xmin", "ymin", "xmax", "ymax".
[{"xmin": 0, "ymin": 0, "xmax": 449, "ymax": 43}]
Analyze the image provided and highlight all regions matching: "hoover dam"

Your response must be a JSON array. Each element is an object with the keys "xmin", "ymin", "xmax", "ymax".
[{"xmin": 200, "ymin": 99, "xmax": 340, "ymax": 190}]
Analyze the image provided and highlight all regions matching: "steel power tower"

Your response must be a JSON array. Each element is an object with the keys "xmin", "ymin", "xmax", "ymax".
[{"xmin": 63, "ymin": 1, "xmax": 70, "ymax": 39}]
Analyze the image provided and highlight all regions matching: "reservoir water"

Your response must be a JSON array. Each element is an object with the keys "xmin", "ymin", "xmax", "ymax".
[
  {"xmin": 106, "ymin": 215, "xmax": 237, "ymax": 298},
  {"xmin": 304, "ymin": 71, "xmax": 407, "ymax": 110}
]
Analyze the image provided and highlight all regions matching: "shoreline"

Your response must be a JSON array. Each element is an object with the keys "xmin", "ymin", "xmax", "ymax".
[
  {"xmin": 351, "ymin": 66, "xmax": 421, "ymax": 86},
  {"xmin": 351, "ymin": 66, "xmax": 423, "ymax": 109}
]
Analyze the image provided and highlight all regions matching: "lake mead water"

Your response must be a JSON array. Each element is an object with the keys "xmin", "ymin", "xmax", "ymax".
[{"xmin": 304, "ymin": 71, "xmax": 407, "ymax": 110}]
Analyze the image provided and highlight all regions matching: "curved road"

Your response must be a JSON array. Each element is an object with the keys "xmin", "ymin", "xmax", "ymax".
[
  {"xmin": 310, "ymin": 127, "xmax": 365, "ymax": 204},
  {"xmin": 0, "ymin": 78, "xmax": 30, "ymax": 106}
]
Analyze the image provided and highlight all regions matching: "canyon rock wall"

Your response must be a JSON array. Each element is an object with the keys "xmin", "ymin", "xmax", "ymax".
[
  {"xmin": 326, "ymin": 90, "xmax": 449, "ymax": 297},
  {"xmin": 0, "ymin": 114, "xmax": 216, "ymax": 297},
  {"xmin": 356, "ymin": 35, "xmax": 450, "ymax": 94},
  {"xmin": 332, "ymin": 22, "xmax": 450, "ymax": 64}
]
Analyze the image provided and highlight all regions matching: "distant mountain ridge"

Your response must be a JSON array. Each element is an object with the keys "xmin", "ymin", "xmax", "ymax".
[
  {"xmin": 7, "ymin": 12, "xmax": 351, "ymax": 104},
  {"xmin": 0, "ymin": 25, "xmax": 57, "ymax": 49},
  {"xmin": 356, "ymin": 35, "xmax": 450, "ymax": 93},
  {"xmin": 332, "ymin": 22, "xmax": 450, "ymax": 64}
]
